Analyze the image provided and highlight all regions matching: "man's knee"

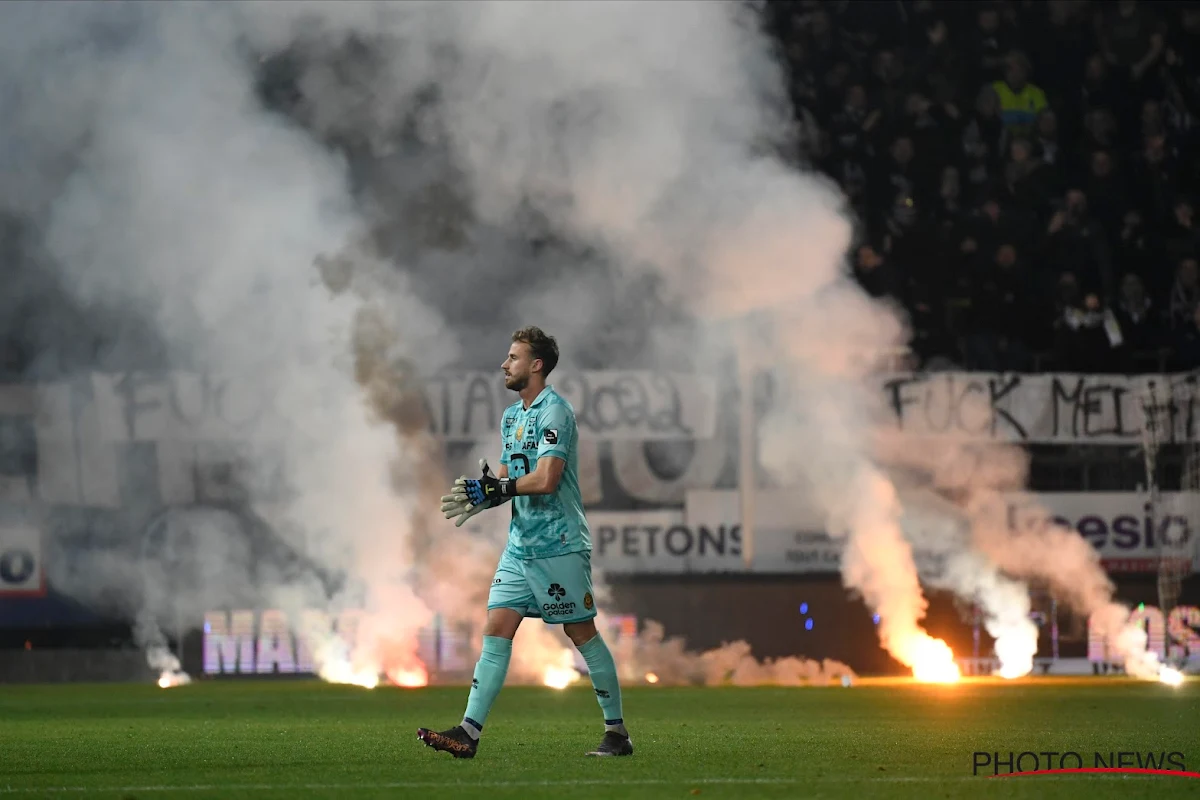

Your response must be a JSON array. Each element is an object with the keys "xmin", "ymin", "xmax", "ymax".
[
  {"xmin": 563, "ymin": 619, "xmax": 598, "ymax": 647},
  {"xmin": 483, "ymin": 607, "xmax": 523, "ymax": 639}
]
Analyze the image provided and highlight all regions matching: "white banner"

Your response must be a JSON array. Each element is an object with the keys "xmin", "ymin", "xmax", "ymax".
[
  {"xmin": 1010, "ymin": 492, "xmax": 1199, "ymax": 573},
  {"xmin": 0, "ymin": 522, "xmax": 44, "ymax": 596},
  {"xmin": 589, "ymin": 495, "xmax": 841, "ymax": 575},
  {"xmin": 878, "ymin": 372, "xmax": 1200, "ymax": 444},
  {"xmin": 592, "ymin": 491, "xmax": 1200, "ymax": 575},
  {"xmin": 590, "ymin": 511, "xmax": 745, "ymax": 574},
  {"xmin": 424, "ymin": 371, "xmax": 718, "ymax": 441}
]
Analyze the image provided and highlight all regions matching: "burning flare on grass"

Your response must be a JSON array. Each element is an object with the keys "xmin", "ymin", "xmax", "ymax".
[
  {"xmin": 543, "ymin": 651, "xmax": 581, "ymax": 689},
  {"xmin": 905, "ymin": 635, "xmax": 962, "ymax": 684},
  {"xmin": 157, "ymin": 671, "xmax": 192, "ymax": 689},
  {"xmin": 1159, "ymin": 667, "xmax": 1185, "ymax": 687},
  {"xmin": 387, "ymin": 665, "xmax": 430, "ymax": 688},
  {"xmin": 319, "ymin": 660, "xmax": 380, "ymax": 689}
]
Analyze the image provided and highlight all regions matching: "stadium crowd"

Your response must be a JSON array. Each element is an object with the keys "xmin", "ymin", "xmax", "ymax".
[{"xmin": 770, "ymin": 0, "xmax": 1200, "ymax": 373}]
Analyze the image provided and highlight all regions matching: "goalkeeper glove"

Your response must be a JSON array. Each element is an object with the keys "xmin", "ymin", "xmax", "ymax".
[
  {"xmin": 440, "ymin": 459, "xmax": 515, "ymax": 527},
  {"xmin": 460, "ymin": 458, "xmax": 517, "ymax": 507}
]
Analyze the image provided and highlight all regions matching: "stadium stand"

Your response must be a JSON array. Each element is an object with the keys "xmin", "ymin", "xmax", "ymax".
[{"xmin": 768, "ymin": 0, "xmax": 1200, "ymax": 374}]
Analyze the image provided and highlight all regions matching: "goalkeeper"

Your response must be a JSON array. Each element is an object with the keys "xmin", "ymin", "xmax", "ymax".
[{"xmin": 417, "ymin": 326, "xmax": 633, "ymax": 759}]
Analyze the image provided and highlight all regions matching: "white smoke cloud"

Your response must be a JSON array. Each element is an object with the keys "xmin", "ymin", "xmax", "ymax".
[
  {"xmin": 1, "ymin": 0, "xmax": 1165, "ymax": 688},
  {"xmin": 0, "ymin": 0, "xmax": 457, "ymax": 685}
]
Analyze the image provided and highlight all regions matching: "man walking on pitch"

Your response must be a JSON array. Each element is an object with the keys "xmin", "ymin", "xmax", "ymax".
[{"xmin": 418, "ymin": 326, "xmax": 633, "ymax": 759}]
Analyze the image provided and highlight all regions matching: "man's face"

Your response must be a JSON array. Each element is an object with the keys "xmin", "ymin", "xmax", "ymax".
[
  {"xmin": 996, "ymin": 244, "xmax": 1017, "ymax": 267},
  {"xmin": 502, "ymin": 341, "xmax": 538, "ymax": 391},
  {"xmin": 1181, "ymin": 260, "xmax": 1199, "ymax": 288},
  {"xmin": 1005, "ymin": 60, "xmax": 1027, "ymax": 89},
  {"xmin": 846, "ymin": 84, "xmax": 866, "ymax": 110},
  {"xmin": 1037, "ymin": 111, "xmax": 1057, "ymax": 137}
]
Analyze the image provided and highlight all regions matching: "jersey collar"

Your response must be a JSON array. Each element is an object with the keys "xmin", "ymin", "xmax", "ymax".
[{"xmin": 525, "ymin": 385, "xmax": 554, "ymax": 410}]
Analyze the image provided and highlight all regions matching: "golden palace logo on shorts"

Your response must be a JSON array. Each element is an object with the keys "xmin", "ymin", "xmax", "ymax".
[{"xmin": 584, "ymin": 592, "xmax": 593, "ymax": 610}]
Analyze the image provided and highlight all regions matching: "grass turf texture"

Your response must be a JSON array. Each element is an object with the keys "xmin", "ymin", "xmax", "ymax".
[{"xmin": 1, "ymin": 678, "xmax": 1198, "ymax": 799}]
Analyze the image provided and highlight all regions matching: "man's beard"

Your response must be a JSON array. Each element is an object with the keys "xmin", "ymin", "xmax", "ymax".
[{"xmin": 505, "ymin": 374, "xmax": 527, "ymax": 391}]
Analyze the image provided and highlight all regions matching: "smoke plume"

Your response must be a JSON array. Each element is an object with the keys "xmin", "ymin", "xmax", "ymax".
[
  {"xmin": 0, "ymin": 0, "xmax": 1166, "ymax": 687},
  {"xmin": 0, "ymin": 0, "xmax": 454, "ymax": 685}
]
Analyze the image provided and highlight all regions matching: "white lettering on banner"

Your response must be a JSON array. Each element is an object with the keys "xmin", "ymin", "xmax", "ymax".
[
  {"xmin": 1088, "ymin": 605, "xmax": 1200, "ymax": 664},
  {"xmin": 0, "ymin": 522, "xmax": 44, "ymax": 596},
  {"xmin": 1007, "ymin": 493, "xmax": 1200, "ymax": 572},
  {"xmin": 685, "ymin": 489, "xmax": 842, "ymax": 573},
  {"xmin": 202, "ymin": 608, "xmax": 465, "ymax": 676},
  {"xmin": 590, "ymin": 511, "xmax": 745, "ymax": 574},
  {"xmin": 673, "ymin": 491, "xmax": 1200, "ymax": 576},
  {"xmin": 425, "ymin": 371, "xmax": 717, "ymax": 441},
  {"xmin": 0, "ymin": 372, "xmax": 723, "ymax": 511},
  {"xmin": 880, "ymin": 372, "xmax": 1200, "ymax": 444}
]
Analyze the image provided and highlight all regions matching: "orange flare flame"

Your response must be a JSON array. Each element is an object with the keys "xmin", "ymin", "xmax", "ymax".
[
  {"xmin": 387, "ymin": 665, "xmax": 429, "ymax": 688},
  {"xmin": 908, "ymin": 637, "xmax": 962, "ymax": 684}
]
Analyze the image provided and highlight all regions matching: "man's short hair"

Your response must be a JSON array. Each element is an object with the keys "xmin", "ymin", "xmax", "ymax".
[{"xmin": 512, "ymin": 326, "xmax": 560, "ymax": 377}]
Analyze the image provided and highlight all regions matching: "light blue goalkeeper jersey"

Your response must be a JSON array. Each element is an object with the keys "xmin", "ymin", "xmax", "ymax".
[{"xmin": 498, "ymin": 386, "xmax": 591, "ymax": 560}]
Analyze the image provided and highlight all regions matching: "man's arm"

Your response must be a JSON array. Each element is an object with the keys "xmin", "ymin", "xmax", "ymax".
[
  {"xmin": 515, "ymin": 402, "xmax": 572, "ymax": 495},
  {"xmin": 513, "ymin": 455, "xmax": 564, "ymax": 496}
]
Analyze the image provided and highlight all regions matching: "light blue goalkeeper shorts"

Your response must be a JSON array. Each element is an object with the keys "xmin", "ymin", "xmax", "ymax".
[{"xmin": 487, "ymin": 549, "xmax": 597, "ymax": 624}]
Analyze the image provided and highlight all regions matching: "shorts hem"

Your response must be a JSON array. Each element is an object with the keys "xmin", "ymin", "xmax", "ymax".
[
  {"xmin": 541, "ymin": 611, "xmax": 597, "ymax": 625},
  {"xmin": 487, "ymin": 603, "xmax": 539, "ymax": 617},
  {"xmin": 505, "ymin": 546, "xmax": 592, "ymax": 561}
]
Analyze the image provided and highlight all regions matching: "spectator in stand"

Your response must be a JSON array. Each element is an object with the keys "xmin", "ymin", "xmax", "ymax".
[
  {"xmin": 1168, "ymin": 256, "xmax": 1200, "ymax": 331},
  {"xmin": 965, "ymin": 242, "xmax": 1030, "ymax": 370},
  {"xmin": 853, "ymin": 239, "xmax": 902, "ymax": 303},
  {"xmin": 1079, "ymin": 55, "xmax": 1124, "ymax": 127},
  {"xmin": 1131, "ymin": 133, "xmax": 1177, "ymax": 227},
  {"xmin": 1042, "ymin": 189, "xmax": 1114, "ymax": 300},
  {"xmin": 1174, "ymin": 303, "xmax": 1200, "ymax": 369},
  {"xmin": 776, "ymin": 0, "xmax": 1200, "ymax": 371},
  {"xmin": 1096, "ymin": 0, "xmax": 1166, "ymax": 90},
  {"xmin": 1002, "ymin": 136, "xmax": 1058, "ymax": 218},
  {"xmin": 1055, "ymin": 291, "xmax": 1124, "ymax": 373},
  {"xmin": 1084, "ymin": 149, "xmax": 1126, "ymax": 234},
  {"xmin": 992, "ymin": 51, "xmax": 1048, "ymax": 139},
  {"xmin": 1113, "ymin": 209, "xmax": 1161, "ymax": 295},
  {"xmin": 1113, "ymin": 272, "xmax": 1162, "ymax": 363},
  {"xmin": 969, "ymin": 4, "xmax": 1019, "ymax": 87},
  {"xmin": 1034, "ymin": 109, "xmax": 1062, "ymax": 167},
  {"xmin": 960, "ymin": 85, "xmax": 1007, "ymax": 201},
  {"xmin": 1164, "ymin": 199, "xmax": 1200, "ymax": 264}
]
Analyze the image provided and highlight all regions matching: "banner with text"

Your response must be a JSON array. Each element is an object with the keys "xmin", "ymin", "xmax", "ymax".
[
  {"xmin": 426, "ymin": 371, "xmax": 718, "ymax": 441},
  {"xmin": 595, "ymin": 490, "xmax": 1200, "ymax": 576},
  {"xmin": 878, "ymin": 372, "xmax": 1200, "ymax": 444}
]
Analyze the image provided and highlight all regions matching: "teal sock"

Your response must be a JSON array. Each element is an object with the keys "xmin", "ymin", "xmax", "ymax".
[
  {"xmin": 578, "ymin": 633, "xmax": 626, "ymax": 734},
  {"xmin": 462, "ymin": 635, "xmax": 512, "ymax": 739}
]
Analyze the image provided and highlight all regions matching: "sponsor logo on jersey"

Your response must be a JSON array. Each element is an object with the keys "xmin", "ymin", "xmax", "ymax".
[
  {"xmin": 542, "ymin": 583, "xmax": 576, "ymax": 617},
  {"xmin": 542, "ymin": 601, "xmax": 578, "ymax": 618},
  {"xmin": 544, "ymin": 429, "xmax": 558, "ymax": 445}
]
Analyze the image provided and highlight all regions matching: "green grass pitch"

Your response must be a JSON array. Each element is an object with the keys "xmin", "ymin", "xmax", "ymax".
[{"xmin": 2, "ymin": 678, "xmax": 1199, "ymax": 799}]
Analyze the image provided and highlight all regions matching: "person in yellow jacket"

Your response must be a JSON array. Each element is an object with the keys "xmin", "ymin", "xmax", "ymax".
[{"xmin": 992, "ymin": 51, "xmax": 1047, "ymax": 139}]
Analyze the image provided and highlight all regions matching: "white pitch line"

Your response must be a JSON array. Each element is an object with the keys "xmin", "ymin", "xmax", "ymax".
[{"xmin": 1, "ymin": 775, "xmax": 1184, "ymax": 794}]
